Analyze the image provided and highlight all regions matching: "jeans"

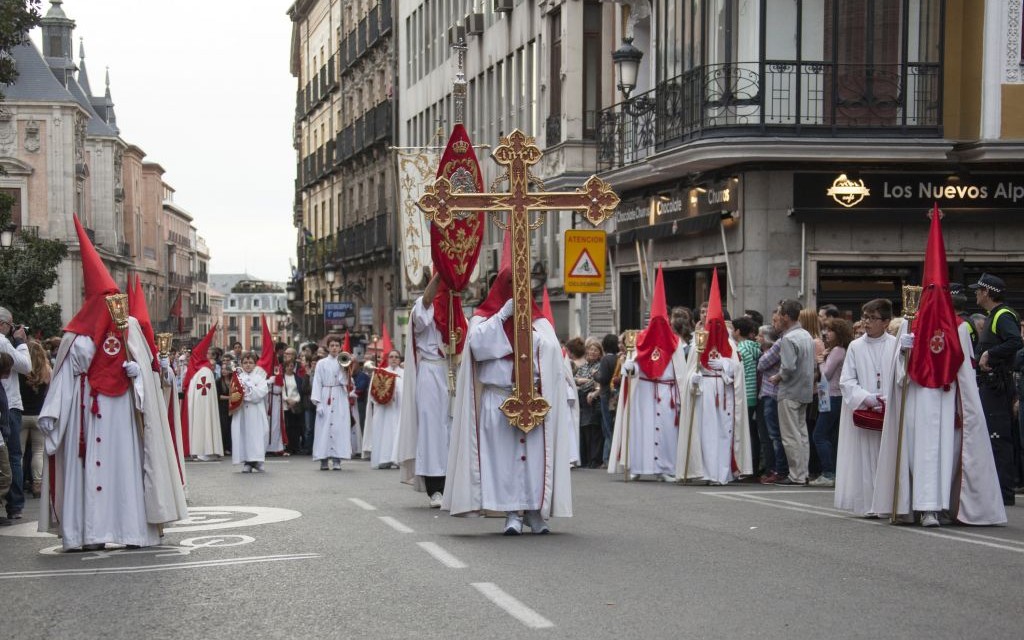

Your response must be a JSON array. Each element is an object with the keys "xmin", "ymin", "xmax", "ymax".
[
  {"xmin": 755, "ymin": 397, "xmax": 774, "ymax": 475},
  {"xmin": 599, "ymin": 393, "xmax": 615, "ymax": 463},
  {"xmin": 761, "ymin": 397, "xmax": 788, "ymax": 477},
  {"xmin": 0, "ymin": 445, "xmax": 11, "ymax": 512},
  {"xmin": 812, "ymin": 396, "xmax": 842, "ymax": 477},
  {"xmin": 3, "ymin": 409, "xmax": 23, "ymax": 515},
  {"xmin": 304, "ymin": 408, "xmax": 316, "ymax": 453}
]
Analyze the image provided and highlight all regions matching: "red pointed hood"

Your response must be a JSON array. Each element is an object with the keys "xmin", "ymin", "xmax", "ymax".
[
  {"xmin": 184, "ymin": 323, "xmax": 218, "ymax": 390},
  {"xmin": 541, "ymin": 286, "xmax": 555, "ymax": 327},
  {"xmin": 129, "ymin": 274, "xmax": 158, "ymax": 362},
  {"xmin": 635, "ymin": 265, "xmax": 679, "ymax": 377},
  {"xmin": 257, "ymin": 314, "xmax": 276, "ymax": 374},
  {"xmin": 65, "ymin": 214, "xmax": 121, "ymax": 344},
  {"xmin": 341, "ymin": 330, "xmax": 351, "ymax": 353},
  {"xmin": 908, "ymin": 204, "xmax": 963, "ymax": 388},
  {"xmin": 380, "ymin": 323, "xmax": 394, "ymax": 357},
  {"xmin": 700, "ymin": 268, "xmax": 732, "ymax": 369}
]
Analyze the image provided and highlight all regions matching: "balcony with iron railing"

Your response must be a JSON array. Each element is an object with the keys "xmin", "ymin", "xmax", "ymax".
[
  {"xmin": 337, "ymin": 213, "xmax": 389, "ymax": 263},
  {"xmin": 597, "ymin": 61, "xmax": 942, "ymax": 171}
]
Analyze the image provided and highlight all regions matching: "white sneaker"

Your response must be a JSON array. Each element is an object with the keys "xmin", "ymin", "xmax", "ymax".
[
  {"xmin": 660, "ymin": 473, "xmax": 676, "ymax": 483},
  {"xmin": 523, "ymin": 510, "xmax": 549, "ymax": 534},
  {"xmin": 503, "ymin": 513, "xmax": 523, "ymax": 536},
  {"xmin": 920, "ymin": 511, "xmax": 940, "ymax": 528},
  {"xmin": 809, "ymin": 475, "xmax": 835, "ymax": 487},
  {"xmin": 628, "ymin": 474, "xmax": 640, "ymax": 481},
  {"xmin": 241, "ymin": 463, "xmax": 252, "ymax": 473},
  {"xmin": 428, "ymin": 492, "xmax": 443, "ymax": 508}
]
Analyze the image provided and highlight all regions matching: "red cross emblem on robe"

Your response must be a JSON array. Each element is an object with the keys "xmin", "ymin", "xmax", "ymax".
[{"xmin": 196, "ymin": 375, "xmax": 212, "ymax": 396}]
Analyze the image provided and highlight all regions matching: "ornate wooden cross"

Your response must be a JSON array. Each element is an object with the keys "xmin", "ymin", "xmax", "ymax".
[{"xmin": 418, "ymin": 129, "xmax": 620, "ymax": 432}]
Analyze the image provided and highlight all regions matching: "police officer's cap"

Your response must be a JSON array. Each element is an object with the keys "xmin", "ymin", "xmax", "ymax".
[
  {"xmin": 968, "ymin": 273, "xmax": 1007, "ymax": 294},
  {"xmin": 948, "ymin": 282, "xmax": 967, "ymax": 297}
]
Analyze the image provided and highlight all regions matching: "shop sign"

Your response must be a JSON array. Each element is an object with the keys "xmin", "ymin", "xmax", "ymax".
[
  {"xmin": 359, "ymin": 305, "xmax": 375, "ymax": 326},
  {"xmin": 615, "ymin": 179, "xmax": 739, "ymax": 232},
  {"xmin": 323, "ymin": 301, "xmax": 354, "ymax": 329},
  {"xmin": 795, "ymin": 172, "xmax": 1024, "ymax": 211}
]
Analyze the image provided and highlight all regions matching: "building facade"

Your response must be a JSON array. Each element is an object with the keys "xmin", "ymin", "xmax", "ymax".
[
  {"xmin": 212, "ymin": 274, "xmax": 291, "ymax": 352},
  {"xmin": 289, "ymin": 0, "xmax": 397, "ymax": 348},
  {"xmin": 597, "ymin": 0, "xmax": 1024, "ymax": 327},
  {"xmin": 397, "ymin": 0, "xmax": 618, "ymax": 339},
  {"xmin": 0, "ymin": 1, "xmax": 215, "ymax": 337}
]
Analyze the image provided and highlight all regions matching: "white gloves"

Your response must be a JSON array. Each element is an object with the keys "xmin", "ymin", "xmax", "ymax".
[
  {"xmin": 707, "ymin": 357, "xmax": 723, "ymax": 371},
  {"xmin": 863, "ymin": 394, "xmax": 884, "ymax": 410},
  {"xmin": 621, "ymin": 361, "xmax": 636, "ymax": 375},
  {"xmin": 316, "ymin": 402, "xmax": 326, "ymax": 417},
  {"xmin": 690, "ymin": 372, "xmax": 703, "ymax": 387},
  {"xmin": 899, "ymin": 333, "xmax": 915, "ymax": 350},
  {"xmin": 123, "ymin": 361, "xmax": 141, "ymax": 379},
  {"xmin": 497, "ymin": 298, "xmax": 515, "ymax": 322}
]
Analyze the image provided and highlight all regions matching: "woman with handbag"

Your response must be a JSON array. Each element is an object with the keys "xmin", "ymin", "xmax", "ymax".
[{"xmin": 835, "ymin": 299, "xmax": 897, "ymax": 516}]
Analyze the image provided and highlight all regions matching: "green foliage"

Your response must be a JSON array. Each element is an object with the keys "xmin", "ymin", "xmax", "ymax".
[
  {"xmin": 0, "ymin": 205, "xmax": 68, "ymax": 338},
  {"xmin": 0, "ymin": 1, "xmax": 42, "ymax": 97}
]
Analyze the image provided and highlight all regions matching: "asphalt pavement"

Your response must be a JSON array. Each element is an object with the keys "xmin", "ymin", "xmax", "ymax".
[{"xmin": 3, "ymin": 455, "xmax": 1023, "ymax": 639}]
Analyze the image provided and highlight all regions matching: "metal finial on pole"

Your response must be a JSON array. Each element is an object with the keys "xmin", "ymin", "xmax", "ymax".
[{"xmin": 451, "ymin": 38, "xmax": 467, "ymax": 125}]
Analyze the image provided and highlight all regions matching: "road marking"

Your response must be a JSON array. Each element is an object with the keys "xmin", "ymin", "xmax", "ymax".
[
  {"xmin": 472, "ymin": 582, "xmax": 554, "ymax": 629},
  {"xmin": 348, "ymin": 498, "xmax": 377, "ymax": 511},
  {"xmin": 706, "ymin": 492, "xmax": 1024, "ymax": 554},
  {"xmin": 417, "ymin": 541, "xmax": 467, "ymax": 569},
  {"xmin": 40, "ymin": 535, "xmax": 257, "ymax": 558},
  {"xmin": 0, "ymin": 554, "xmax": 320, "ymax": 580},
  {"xmin": 378, "ymin": 516, "xmax": 414, "ymax": 533}
]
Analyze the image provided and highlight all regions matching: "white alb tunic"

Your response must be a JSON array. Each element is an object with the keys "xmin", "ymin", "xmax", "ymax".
[
  {"xmin": 363, "ymin": 366, "xmax": 403, "ymax": 468},
  {"xmin": 834, "ymin": 333, "xmax": 895, "ymax": 515},
  {"xmin": 186, "ymin": 365, "xmax": 223, "ymax": 458},
  {"xmin": 675, "ymin": 343, "xmax": 752, "ymax": 484},
  {"xmin": 266, "ymin": 377, "xmax": 286, "ymax": 453},
  {"xmin": 231, "ymin": 369, "xmax": 270, "ymax": 464},
  {"xmin": 871, "ymin": 321, "xmax": 1005, "ymax": 524},
  {"xmin": 398, "ymin": 297, "xmax": 451, "ymax": 485},
  {"xmin": 311, "ymin": 357, "xmax": 353, "ymax": 461},
  {"xmin": 443, "ymin": 315, "xmax": 573, "ymax": 518}
]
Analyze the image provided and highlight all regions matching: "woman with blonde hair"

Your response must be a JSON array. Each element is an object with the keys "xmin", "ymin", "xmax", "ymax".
[{"xmin": 18, "ymin": 339, "xmax": 51, "ymax": 498}]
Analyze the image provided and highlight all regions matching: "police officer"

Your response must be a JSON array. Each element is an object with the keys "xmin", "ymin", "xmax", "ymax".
[
  {"xmin": 970, "ymin": 273, "xmax": 1023, "ymax": 506},
  {"xmin": 949, "ymin": 282, "xmax": 977, "ymax": 353}
]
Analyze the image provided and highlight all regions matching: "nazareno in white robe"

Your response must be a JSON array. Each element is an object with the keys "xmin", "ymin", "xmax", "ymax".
[
  {"xmin": 608, "ymin": 343, "xmax": 687, "ymax": 478},
  {"xmin": 186, "ymin": 364, "xmax": 224, "ymax": 458},
  {"xmin": 675, "ymin": 340, "xmax": 752, "ymax": 484},
  {"xmin": 442, "ymin": 314, "xmax": 573, "ymax": 519},
  {"xmin": 310, "ymin": 357, "xmax": 353, "ymax": 461},
  {"xmin": 398, "ymin": 296, "xmax": 451, "ymax": 490},
  {"xmin": 231, "ymin": 368, "xmax": 270, "ymax": 465},
  {"xmin": 266, "ymin": 375, "xmax": 286, "ymax": 453},
  {"xmin": 871, "ymin": 320, "xmax": 1006, "ymax": 524},
  {"xmin": 363, "ymin": 366, "xmax": 403, "ymax": 468},
  {"xmin": 834, "ymin": 332, "xmax": 896, "ymax": 515},
  {"xmin": 38, "ymin": 317, "xmax": 187, "ymax": 549}
]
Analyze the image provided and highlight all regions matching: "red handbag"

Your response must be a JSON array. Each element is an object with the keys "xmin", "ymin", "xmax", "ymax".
[{"xmin": 852, "ymin": 399, "xmax": 885, "ymax": 431}]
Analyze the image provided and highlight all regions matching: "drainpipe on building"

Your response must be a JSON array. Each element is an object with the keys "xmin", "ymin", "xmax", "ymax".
[
  {"xmin": 719, "ymin": 218, "xmax": 737, "ymax": 310},
  {"xmin": 796, "ymin": 217, "xmax": 806, "ymax": 300}
]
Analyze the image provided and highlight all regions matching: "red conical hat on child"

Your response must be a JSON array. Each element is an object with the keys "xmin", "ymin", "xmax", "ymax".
[
  {"xmin": 257, "ymin": 314, "xmax": 276, "ymax": 374},
  {"xmin": 635, "ymin": 265, "xmax": 678, "ymax": 378},
  {"xmin": 541, "ymin": 286, "xmax": 555, "ymax": 327},
  {"xmin": 380, "ymin": 323, "xmax": 394, "ymax": 356},
  {"xmin": 700, "ymin": 268, "xmax": 732, "ymax": 369},
  {"xmin": 908, "ymin": 204, "xmax": 963, "ymax": 388}
]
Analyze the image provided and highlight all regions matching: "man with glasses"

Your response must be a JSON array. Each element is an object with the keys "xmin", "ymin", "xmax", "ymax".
[
  {"xmin": 0, "ymin": 307, "xmax": 30, "ymax": 521},
  {"xmin": 970, "ymin": 273, "xmax": 1022, "ymax": 506},
  {"xmin": 835, "ymin": 299, "xmax": 896, "ymax": 516}
]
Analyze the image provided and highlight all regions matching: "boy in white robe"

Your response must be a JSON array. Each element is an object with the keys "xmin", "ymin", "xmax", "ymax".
[
  {"xmin": 310, "ymin": 336, "xmax": 354, "ymax": 470},
  {"xmin": 231, "ymin": 353, "xmax": 271, "ymax": 472}
]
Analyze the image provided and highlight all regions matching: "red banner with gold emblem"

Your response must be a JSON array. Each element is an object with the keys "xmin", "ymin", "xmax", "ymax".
[
  {"xmin": 430, "ymin": 124, "xmax": 484, "ymax": 355},
  {"xmin": 228, "ymin": 370, "xmax": 245, "ymax": 415},
  {"xmin": 369, "ymin": 368, "xmax": 399, "ymax": 405}
]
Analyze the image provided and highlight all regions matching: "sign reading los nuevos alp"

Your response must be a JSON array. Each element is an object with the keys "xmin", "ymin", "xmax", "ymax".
[{"xmin": 795, "ymin": 172, "xmax": 1024, "ymax": 211}]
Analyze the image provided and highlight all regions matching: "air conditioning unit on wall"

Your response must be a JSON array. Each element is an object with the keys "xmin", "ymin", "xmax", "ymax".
[
  {"xmin": 494, "ymin": 0, "xmax": 514, "ymax": 13},
  {"xmin": 465, "ymin": 12, "xmax": 485, "ymax": 35},
  {"xmin": 448, "ymin": 24, "xmax": 466, "ymax": 47}
]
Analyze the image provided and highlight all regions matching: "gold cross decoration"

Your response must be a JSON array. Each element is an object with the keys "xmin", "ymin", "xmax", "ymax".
[{"xmin": 418, "ymin": 129, "xmax": 620, "ymax": 432}]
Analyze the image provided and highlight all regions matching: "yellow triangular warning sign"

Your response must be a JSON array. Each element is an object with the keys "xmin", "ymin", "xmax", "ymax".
[{"xmin": 569, "ymin": 248, "xmax": 601, "ymax": 278}]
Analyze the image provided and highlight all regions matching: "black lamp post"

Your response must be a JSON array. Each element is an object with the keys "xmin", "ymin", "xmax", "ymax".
[
  {"xmin": 0, "ymin": 223, "xmax": 15, "ymax": 249},
  {"xmin": 612, "ymin": 37, "xmax": 643, "ymax": 100}
]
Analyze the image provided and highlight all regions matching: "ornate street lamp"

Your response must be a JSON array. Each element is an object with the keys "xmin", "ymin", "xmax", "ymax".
[
  {"xmin": 612, "ymin": 37, "xmax": 644, "ymax": 100},
  {"xmin": 0, "ymin": 223, "xmax": 16, "ymax": 249}
]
